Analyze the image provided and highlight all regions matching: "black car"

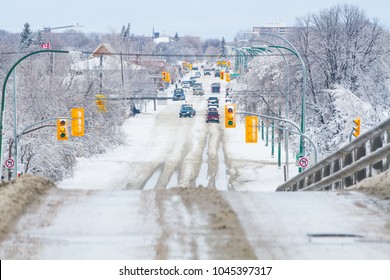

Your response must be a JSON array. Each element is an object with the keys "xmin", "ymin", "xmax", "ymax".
[{"xmin": 211, "ymin": 83, "xmax": 221, "ymax": 93}]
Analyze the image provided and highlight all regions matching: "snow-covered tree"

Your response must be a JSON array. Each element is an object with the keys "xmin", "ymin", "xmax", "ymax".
[{"xmin": 19, "ymin": 22, "xmax": 33, "ymax": 50}]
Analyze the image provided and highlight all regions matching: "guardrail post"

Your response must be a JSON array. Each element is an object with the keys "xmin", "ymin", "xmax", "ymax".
[
  {"xmin": 331, "ymin": 159, "xmax": 341, "ymax": 190},
  {"xmin": 344, "ymin": 152, "xmax": 354, "ymax": 187},
  {"xmin": 356, "ymin": 145, "xmax": 367, "ymax": 182},
  {"xmin": 371, "ymin": 135, "xmax": 383, "ymax": 171}
]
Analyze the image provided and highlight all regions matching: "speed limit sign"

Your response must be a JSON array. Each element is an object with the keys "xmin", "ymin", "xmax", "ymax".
[{"xmin": 4, "ymin": 158, "xmax": 14, "ymax": 169}]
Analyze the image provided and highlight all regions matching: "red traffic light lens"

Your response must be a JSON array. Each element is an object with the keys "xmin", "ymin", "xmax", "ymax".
[
  {"xmin": 227, "ymin": 108, "xmax": 233, "ymax": 113},
  {"xmin": 60, "ymin": 120, "xmax": 66, "ymax": 125}
]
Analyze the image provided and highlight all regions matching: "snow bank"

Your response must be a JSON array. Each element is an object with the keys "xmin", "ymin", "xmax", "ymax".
[
  {"xmin": 351, "ymin": 169, "xmax": 390, "ymax": 201},
  {"xmin": 0, "ymin": 175, "xmax": 55, "ymax": 239}
]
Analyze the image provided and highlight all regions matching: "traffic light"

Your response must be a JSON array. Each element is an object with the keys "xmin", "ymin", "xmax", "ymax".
[
  {"xmin": 71, "ymin": 108, "xmax": 85, "ymax": 137},
  {"xmin": 225, "ymin": 73, "xmax": 230, "ymax": 82},
  {"xmin": 353, "ymin": 117, "xmax": 361, "ymax": 137},
  {"xmin": 95, "ymin": 94, "xmax": 107, "ymax": 112},
  {"xmin": 220, "ymin": 71, "xmax": 224, "ymax": 80},
  {"xmin": 245, "ymin": 116, "xmax": 258, "ymax": 143},
  {"xmin": 166, "ymin": 72, "xmax": 171, "ymax": 83},
  {"xmin": 162, "ymin": 71, "xmax": 167, "ymax": 81},
  {"xmin": 57, "ymin": 118, "xmax": 69, "ymax": 140},
  {"xmin": 224, "ymin": 104, "xmax": 236, "ymax": 128}
]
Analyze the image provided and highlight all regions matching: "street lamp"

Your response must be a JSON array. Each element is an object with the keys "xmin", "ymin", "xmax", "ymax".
[
  {"xmin": 1, "ymin": 49, "xmax": 70, "ymax": 179},
  {"xmin": 6, "ymin": 24, "xmax": 81, "ymax": 179},
  {"xmin": 253, "ymin": 32, "xmax": 307, "ymax": 170}
]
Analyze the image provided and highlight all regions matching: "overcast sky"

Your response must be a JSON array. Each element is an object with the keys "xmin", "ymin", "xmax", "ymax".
[{"xmin": 1, "ymin": 0, "xmax": 389, "ymax": 41}]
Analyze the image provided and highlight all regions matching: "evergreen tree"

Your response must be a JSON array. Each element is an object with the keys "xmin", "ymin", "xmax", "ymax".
[
  {"xmin": 36, "ymin": 31, "xmax": 44, "ymax": 45},
  {"xmin": 220, "ymin": 37, "xmax": 227, "ymax": 58},
  {"xmin": 120, "ymin": 25, "xmax": 126, "ymax": 40},
  {"xmin": 173, "ymin": 33, "xmax": 179, "ymax": 42},
  {"xmin": 125, "ymin": 23, "xmax": 131, "ymax": 39},
  {"xmin": 120, "ymin": 23, "xmax": 131, "ymax": 41},
  {"xmin": 20, "ymin": 22, "xmax": 33, "ymax": 50}
]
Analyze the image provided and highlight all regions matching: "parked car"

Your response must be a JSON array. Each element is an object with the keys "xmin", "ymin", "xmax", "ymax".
[
  {"xmin": 211, "ymin": 82, "xmax": 221, "ymax": 93},
  {"xmin": 173, "ymin": 88, "xmax": 185, "ymax": 101},
  {"xmin": 206, "ymin": 111, "xmax": 220, "ymax": 123},
  {"xmin": 214, "ymin": 70, "xmax": 220, "ymax": 78},
  {"xmin": 194, "ymin": 71, "xmax": 201, "ymax": 78},
  {"xmin": 179, "ymin": 104, "xmax": 196, "ymax": 117},
  {"xmin": 204, "ymin": 69, "xmax": 211, "ymax": 75}
]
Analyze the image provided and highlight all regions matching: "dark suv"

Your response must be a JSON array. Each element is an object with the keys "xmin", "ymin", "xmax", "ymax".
[{"xmin": 173, "ymin": 88, "xmax": 185, "ymax": 101}]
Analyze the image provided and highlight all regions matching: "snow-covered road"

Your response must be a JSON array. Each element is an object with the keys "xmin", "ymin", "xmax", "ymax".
[{"xmin": 1, "ymin": 74, "xmax": 389, "ymax": 259}]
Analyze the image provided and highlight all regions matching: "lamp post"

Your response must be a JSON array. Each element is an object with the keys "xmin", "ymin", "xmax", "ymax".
[
  {"xmin": 1, "ymin": 49, "xmax": 70, "ymax": 179},
  {"xmin": 235, "ymin": 41, "xmax": 293, "ymax": 179},
  {"xmin": 250, "ymin": 42, "xmax": 292, "ymax": 180},
  {"xmin": 254, "ymin": 33, "xmax": 307, "ymax": 168},
  {"xmin": 0, "ymin": 23, "xmax": 82, "ymax": 176},
  {"xmin": 5, "ymin": 24, "xmax": 81, "ymax": 179}
]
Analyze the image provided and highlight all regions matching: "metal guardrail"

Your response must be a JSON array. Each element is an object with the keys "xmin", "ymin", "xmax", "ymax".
[{"xmin": 276, "ymin": 118, "xmax": 390, "ymax": 191}]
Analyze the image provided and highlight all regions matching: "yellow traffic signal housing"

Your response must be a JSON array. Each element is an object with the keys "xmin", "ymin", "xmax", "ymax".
[
  {"xmin": 71, "ymin": 108, "xmax": 85, "ymax": 137},
  {"xmin": 224, "ymin": 104, "xmax": 236, "ymax": 128},
  {"xmin": 220, "ymin": 71, "xmax": 224, "ymax": 80},
  {"xmin": 166, "ymin": 72, "xmax": 171, "ymax": 83},
  {"xmin": 353, "ymin": 117, "xmax": 361, "ymax": 137},
  {"xmin": 57, "ymin": 118, "xmax": 69, "ymax": 140},
  {"xmin": 245, "ymin": 116, "xmax": 258, "ymax": 143},
  {"xmin": 226, "ymin": 73, "xmax": 230, "ymax": 82},
  {"xmin": 162, "ymin": 71, "xmax": 167, "ymax": 81},
  {"xmin": 95, "ymin": 94, "xmax": 107, "ymax": 112}
]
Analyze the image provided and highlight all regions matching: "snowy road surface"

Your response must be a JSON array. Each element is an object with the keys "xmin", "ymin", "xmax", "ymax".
[{"xmin": 0, "ymin": 75, "xmax": 389, "ymax": 259}]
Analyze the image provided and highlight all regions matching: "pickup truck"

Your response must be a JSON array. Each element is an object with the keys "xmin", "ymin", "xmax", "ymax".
[{"xmin": 179, "ymin": 104, "xmax": 196, "ymax": 118}]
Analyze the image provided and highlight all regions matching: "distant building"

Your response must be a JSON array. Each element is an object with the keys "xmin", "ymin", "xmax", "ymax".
[{"xmin": 252, "ymin": 23, "xmax": 296, "ymax": 36}]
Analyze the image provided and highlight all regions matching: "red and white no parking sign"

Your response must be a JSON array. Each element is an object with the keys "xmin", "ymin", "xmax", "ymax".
[{"xmin": 4, "ymin": 158, "xmax": 14, "ymax": 169}]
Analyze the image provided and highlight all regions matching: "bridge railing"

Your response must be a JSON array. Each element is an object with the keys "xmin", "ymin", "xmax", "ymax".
[{"xmin": 276, "ymin": 118, "xmax": 390, "ymax": 191}]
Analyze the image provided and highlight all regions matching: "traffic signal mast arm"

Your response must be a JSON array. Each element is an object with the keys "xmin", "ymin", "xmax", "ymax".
[{"xmin": 16, "ymin": 117, "xmax": 63, "ymax": 141}]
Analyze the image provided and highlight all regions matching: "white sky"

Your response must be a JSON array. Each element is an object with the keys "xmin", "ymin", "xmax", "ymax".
[{"xmin": 1, "ymin": 0, "xmax": 390, "ymax": 41}]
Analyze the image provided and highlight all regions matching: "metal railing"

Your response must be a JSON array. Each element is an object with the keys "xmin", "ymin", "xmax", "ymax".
[{"xmin": 276, "ymin": 118, "xmax": 390, "ymax": 191}]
